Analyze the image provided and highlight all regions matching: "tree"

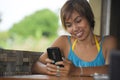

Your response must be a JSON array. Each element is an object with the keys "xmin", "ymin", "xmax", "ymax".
[{"xmin": 9, "ymin": 9, "xmax": 59, "ymax": 39}]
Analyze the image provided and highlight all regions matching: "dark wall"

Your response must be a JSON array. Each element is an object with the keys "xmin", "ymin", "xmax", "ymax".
[
  {"xmin": 0, "ymin": 49, "xmax": 43, "ymax": 76},
  {"xmin": 110, "ymin": 0, "xmax": 120, "ymax": 49}
]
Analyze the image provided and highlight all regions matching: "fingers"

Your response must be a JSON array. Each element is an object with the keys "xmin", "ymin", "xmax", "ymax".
[
  {"xmin": 46, "ymin": 63, "xmax": 57, "ymax": 75},
  {"xmin": 55, "ymin": 61, "xmax": 64, "ymax": 67},
  {"xmin": 55, "ymin": 58, "xmax": 71, "ymax": 66},
  {"xmin": 45, "ymin": 57, "xmax": 71, "ymax": 66},
  {"xmin": 45, "ymin": 58, "xmax": 71, "ymax": 76},
  {"xmin": 46, "ymin": 64, "xmax": 61, "ymax": 76},
  {"xmin": 63, "ymin": 58, "xmax": 72, "ymax": 64},
  {"xmin": 47, "ymin": 66, "xmax": 69, "ymax": 76},
  {"xmin": 46, "ymin": 62, "xmax": 67, "ymax": 76},
  {"xmin": 45, "ymin": 58, "xmax": 57, "ymax": 75},
  {"xmin": 45, "ymin": 58, "xmax": 55, "ymax": 64}
]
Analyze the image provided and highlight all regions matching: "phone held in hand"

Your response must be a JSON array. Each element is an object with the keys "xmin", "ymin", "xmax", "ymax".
[{"xmin": 47, "ymin": 47, "xmax": 64, "ymax": 67}]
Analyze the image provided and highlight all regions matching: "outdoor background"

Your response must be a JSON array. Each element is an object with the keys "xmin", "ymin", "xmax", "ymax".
[{"xmin": 0, "ymin": 0, "xmax": 68, "ymax": 52}]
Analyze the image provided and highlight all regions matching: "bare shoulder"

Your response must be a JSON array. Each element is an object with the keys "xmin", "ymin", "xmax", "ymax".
[
  {"xmin": 57, "ymin": 35, "xmax": 69, "ymax": 40},
  {"xmin": 52, "ymin": 35, "xmax": 69, "ymax": 43},
  {"xmin": 104, "ymin": 35, "xmax": 117, "ymax": 43},
  {"xmin": 103, "ymin": 35, "xmax": 117, "ymax": 49},
  {"xmin": 50, "ymin": 35, "xmax": 69, "ymax": 48}
]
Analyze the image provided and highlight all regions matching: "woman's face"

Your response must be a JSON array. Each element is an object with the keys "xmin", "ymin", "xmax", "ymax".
[{"xmin": 65, "ymin": 11, "xmax": 91, "ymax": 41}]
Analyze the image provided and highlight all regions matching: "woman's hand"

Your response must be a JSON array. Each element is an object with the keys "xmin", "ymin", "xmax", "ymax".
[
  {"xmin": 45, "ymin": 58, "xmax": 57, "ymax": 75},
  {"xmin": 45, "ymin": 58, "xmax": 75, "ymax": 76},
  {"xmin": 55, "ymin": 58, "xmax": 75, "ymax": 76}
]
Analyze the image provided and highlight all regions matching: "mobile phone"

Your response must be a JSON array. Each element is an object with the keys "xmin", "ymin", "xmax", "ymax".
[{"xmin": 47, "ymin": 47, "xmax": 64, "ymax": 67}]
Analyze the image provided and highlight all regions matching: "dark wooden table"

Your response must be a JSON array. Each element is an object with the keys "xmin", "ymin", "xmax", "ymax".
[{"xmin": 0, "ymin": 75, "xmax": 94, "ymax": 80}]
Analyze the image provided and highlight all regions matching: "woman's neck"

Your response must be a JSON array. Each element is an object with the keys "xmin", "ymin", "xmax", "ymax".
[{"xmin": 77, "ymin": 33, "xmax": 95, "ymax": 46}]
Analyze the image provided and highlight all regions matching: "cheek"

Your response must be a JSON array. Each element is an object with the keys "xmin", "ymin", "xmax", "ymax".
[
  {"xmin": 81, "ymin": 22, "xmax": 90, "ymax": 31},
  {"xmin": 66, "ymin": 28, "xmax": 73, "ymax": 34},
  {"xmin": 84, "ymin": 26, "xmax": 91, "ymax": 35},
  {"xmin": 80, "ymin": 19, "xmax": 90, "ymax": 28}
]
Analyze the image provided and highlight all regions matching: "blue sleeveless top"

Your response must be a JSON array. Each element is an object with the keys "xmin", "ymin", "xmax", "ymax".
[{"xmin": 68, "ymin": 36, "xmax": 105, "ymax": 67}]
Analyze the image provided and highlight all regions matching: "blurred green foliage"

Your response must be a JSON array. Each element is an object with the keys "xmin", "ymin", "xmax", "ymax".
[
  {"xmin": 0, "ymin": 9, "xmax": 59, "ymax": 51},
  {"xmin": 0, "ymin": 31, "xmax": 10, "ymax": 48},
  {"xmin": 9, "ymin": 9, "xmax": 59, "ymax": 39}
]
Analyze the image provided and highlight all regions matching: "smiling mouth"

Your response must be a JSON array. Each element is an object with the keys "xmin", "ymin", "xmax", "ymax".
[{"xmin": 76, "ymin": 31, "xmax": 83, "ymax": 38}]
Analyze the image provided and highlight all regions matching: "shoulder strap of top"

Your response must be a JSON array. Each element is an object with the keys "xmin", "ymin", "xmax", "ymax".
[
  {"xmin": 94, "ymin": 35, "xmax": 100, "ymax": 52},
  {"xmin": 72, "ymin": 39, "xmax": 77, "ymax": 51},
  {"xmin": 70, "ymin": 35, "xmax": 102, "ymax": 52},
  {"xmin": 68, "ymin": 36, "xmax": 72, "ymax": 46},
  {"xmin": 68, "ymin": 36, "xmax": 77, "ymax": 51}
]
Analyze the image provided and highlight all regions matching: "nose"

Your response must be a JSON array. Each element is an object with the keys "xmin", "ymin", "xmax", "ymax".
[{"xmin": 72, "ymin": 23, "xmax": 78, "ymax": 31}]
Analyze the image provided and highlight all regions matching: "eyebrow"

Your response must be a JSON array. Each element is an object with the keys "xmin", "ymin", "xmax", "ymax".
[
  {"xmin": 74, "ymin": 16, "xmax": 81, "ymax": 21},
  {"xmin": 65, "ymin": 16, "xmax": 81, "ymax": 23}
]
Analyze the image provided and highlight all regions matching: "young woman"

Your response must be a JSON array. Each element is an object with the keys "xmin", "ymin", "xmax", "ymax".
[{"xmin": 32, "ymin": 0, "xmax": 117, "ymax": 76}]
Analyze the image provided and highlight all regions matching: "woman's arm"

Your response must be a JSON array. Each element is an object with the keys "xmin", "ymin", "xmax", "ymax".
[
  {"xmin": 31, "ymin": 36, "xmax": 68, "ymax": 75},
  {"xmin": 70, "ymin": 65, "xmax": 108, "ymax": 76},
  {"xmin": 104, "ymin": 35, "xmax": 118, "ymax": 64},
  {"xmin": 31, "ymin": 60, "xmax": 47, "ymax": 74},
  {"xmin": 31, "ymin": 55, "xmax": 108, "ymax": 76}
]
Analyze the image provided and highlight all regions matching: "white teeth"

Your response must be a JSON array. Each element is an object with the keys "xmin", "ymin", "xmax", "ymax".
[{"xmin": 76, "ymin": 32, "xmax": 83, "ymax": 37}]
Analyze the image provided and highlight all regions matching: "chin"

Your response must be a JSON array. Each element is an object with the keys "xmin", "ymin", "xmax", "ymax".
[
  {"xmin": 78, "ymin": 38, "xmax": 85, "ymax": 41},
  {"xmin": 77, "ymin": 36, "xmax": 86, "ymax": 41}
]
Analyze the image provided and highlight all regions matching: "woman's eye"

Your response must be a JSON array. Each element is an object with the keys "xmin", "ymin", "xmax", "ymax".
[
  {"xmin": 76, "ymin": 19, "xmax": 82, "ymax": 23},
  {"xmin": 65, "ymin": 23, "xmax": 72, "ymax": 27}
]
